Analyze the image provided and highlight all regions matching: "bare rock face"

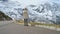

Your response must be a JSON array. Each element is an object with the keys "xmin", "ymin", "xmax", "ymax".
[{"xmin": 0, "ymin": 11, "xmax": 12, "ymax": 21}]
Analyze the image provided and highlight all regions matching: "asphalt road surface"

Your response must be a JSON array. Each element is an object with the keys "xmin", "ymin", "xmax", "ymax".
[{"xmin": 0, "ymin": 21, "xmax": 60, "ymax": 34}]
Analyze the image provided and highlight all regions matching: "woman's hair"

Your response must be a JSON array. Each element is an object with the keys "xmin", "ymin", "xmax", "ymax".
[{"xmin": 23, "ymin": 8, "xmax": 27, "ymax": 10}]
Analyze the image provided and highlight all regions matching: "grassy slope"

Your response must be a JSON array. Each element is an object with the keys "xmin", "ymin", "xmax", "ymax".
[{"xmin": 17, "ymin": 20, "xmax": 60, "ymax": 28}]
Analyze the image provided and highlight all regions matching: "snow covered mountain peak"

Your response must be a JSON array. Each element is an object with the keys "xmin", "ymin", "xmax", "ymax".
[{"xmin": 0, "ymin": 0, "xmax": 60, "ymax": 24}]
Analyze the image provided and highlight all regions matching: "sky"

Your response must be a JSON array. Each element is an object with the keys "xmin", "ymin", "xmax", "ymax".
[
  {"xmin": 10, "ymin": 0, "xmax": 60, "ymax": 6},
  {"xmin": 50, "ymin": 0, "xmax": 60, "ymax": 3},
  {"xmin": 0, "ymin": 0, "xmax": 60, "ymax": 7}
]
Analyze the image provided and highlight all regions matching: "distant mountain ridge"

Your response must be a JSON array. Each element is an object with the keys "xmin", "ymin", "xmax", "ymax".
[{"xmin": 0, "ymin": 1, "xmax": 60, "ymax": 24}]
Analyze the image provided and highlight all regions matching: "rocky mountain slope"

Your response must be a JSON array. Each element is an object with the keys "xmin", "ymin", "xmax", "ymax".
[
  {"xmin": 0, "ymin": 11, "xmax": 12, "ymax": 20},
  {"xmin": 0, "ymin": 0, "xmax": 60, "ymax": 24}
]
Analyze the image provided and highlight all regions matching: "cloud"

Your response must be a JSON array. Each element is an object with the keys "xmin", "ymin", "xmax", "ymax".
[
  {"xmin": 49, "ymin": 0, "xmax": 60, "ymax": 3},
  {"xmin": 10, "ymin": 0, "xmax": 49, "ymax": 6},
  {"xmin": 9, "ymin": 0, "xmax": 60, "ymax": 4}
]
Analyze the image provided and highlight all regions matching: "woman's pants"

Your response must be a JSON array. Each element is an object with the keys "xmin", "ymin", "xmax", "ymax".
[{"xmin": 24, "ymin": 19, "xmax": 28, "ymax": 26}]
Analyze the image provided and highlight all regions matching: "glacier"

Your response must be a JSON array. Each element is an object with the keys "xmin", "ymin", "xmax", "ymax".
[{"xmin": 0, "ymin": 0, "xmax": 60, "ymax": 24}]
